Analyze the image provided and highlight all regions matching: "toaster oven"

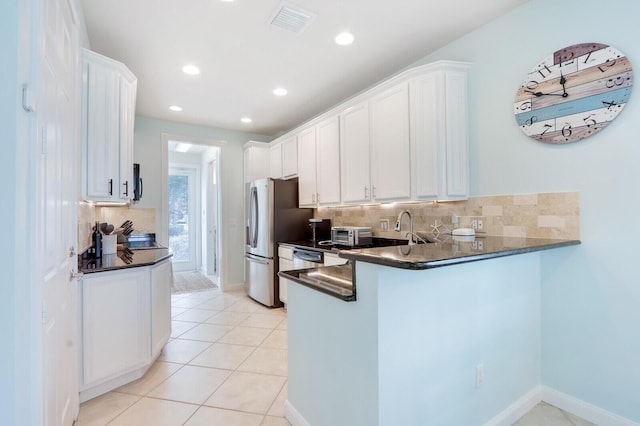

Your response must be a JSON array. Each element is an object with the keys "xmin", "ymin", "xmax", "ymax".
[{"xmin": 331, "ymin": 226, "xmax": 372, "ymax": 247}]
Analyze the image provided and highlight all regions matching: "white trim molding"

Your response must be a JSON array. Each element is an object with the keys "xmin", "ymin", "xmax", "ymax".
[
  {"xmin": 484, "ymin": 386, "xmax": 639, "ymax": 426},
  {"xmin": 284, "ymin": 400, "xmax": 311, "ymax": 426},
  {"xmin": 542, "ymin": 386, "xmax": 640, "ymax": 426}
]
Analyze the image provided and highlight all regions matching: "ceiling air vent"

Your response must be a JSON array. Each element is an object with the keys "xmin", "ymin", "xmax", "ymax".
[{"xmin": 268, "ymin": 1, "xmax": 316, "ymax": 34}]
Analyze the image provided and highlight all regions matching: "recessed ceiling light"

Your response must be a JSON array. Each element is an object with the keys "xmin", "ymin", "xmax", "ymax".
[
  {"xmin": 241, "ymin": 117, "xmax": 253, "ymax": 123},
  {"xmin": 335, "ymin": 32, "xmax": 354, "ymax": 46},
  {"xmin": 169, "ymin": 105, "xmax": 183, "ymax": 112},
  {"xmin": 182, "ymin": 64, "xmax": 200, "ymax": 75},
  {"xmin": 273, "ymin": 87, "xmax": 288, "ymax": 96}
]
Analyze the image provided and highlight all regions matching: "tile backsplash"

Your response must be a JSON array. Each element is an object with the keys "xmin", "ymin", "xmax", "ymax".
[
  {"xmin": 316, "ymin": 191, "xmax": 580, "ymax": 240},
  {"xmin": 77, "ymin": 204, "xmax": 156, "ymax": 252}
]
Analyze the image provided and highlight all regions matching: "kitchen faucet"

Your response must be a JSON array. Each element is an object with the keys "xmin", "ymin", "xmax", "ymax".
[
  {"xmin": 395, "ymin": 210, "xmax": 427, "ymax": 245},
  {"xmin": 395, "ymin": 210, "xmax": 416, "ymax": 245}
]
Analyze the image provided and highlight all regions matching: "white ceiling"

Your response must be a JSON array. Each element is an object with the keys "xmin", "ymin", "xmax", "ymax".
[{"xmin": 80, "ymin": 0, "xmax": 529, "ymax": 137}]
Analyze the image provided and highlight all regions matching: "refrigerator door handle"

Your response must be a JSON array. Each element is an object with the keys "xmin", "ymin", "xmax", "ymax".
[
  {"xmin": 249, "ymin": 186, "xmax": 259, "ymax": 248},
  {"xmin": 245, "ymin": 254, "xmax": 270, "ymax": 265}
]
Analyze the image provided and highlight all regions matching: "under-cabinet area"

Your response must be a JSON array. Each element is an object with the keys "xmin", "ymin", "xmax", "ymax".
[{"xmin": 78, "ymin": 255, "xmax": 172, "ymax": 402}]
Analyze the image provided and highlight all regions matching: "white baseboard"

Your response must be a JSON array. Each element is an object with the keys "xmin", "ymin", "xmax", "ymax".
[
  {"xmin": 484, "ymin": 386, "xmax": 543, "ymax": 426},
  {"xmin": 284, "ymin": 399, "xmax": 310, "ymax": 426},
  {"xmin": 541, "ymin": 386, "xmax": 640, "ymax": 426},
  {"xmin": 484, "ymin": 385, "xmax": 639, "ymax": 426}
]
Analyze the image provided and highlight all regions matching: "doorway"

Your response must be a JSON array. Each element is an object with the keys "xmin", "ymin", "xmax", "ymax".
[
  {"xmin": 164, "ymin": 137, "xmax": 221, "ymax": 283},
  {"xmin": 168, "ymin": 165, "xmax": 198, "ymax": 272}
]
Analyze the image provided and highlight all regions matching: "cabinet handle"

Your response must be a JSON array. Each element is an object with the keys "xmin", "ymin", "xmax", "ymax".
[
  {"xmin": 316, "ymin": 192, "xmax": 320, "ymax": 203},
  {"xmin": 364, "ymin": 186, "xmax": 369, "ymax": 199},
  {"xmin": 123, "ymin": 180, "xmax": 129, "ymax": 197},
  {"xmin": 108, "ymin": 179, "xmax": 113, "ymax": 196}
]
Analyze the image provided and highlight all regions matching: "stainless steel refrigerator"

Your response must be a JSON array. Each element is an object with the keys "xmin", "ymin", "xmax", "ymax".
[{"xmin": 245, "ymin": 178, "xmax": 313, "ymax": 307}]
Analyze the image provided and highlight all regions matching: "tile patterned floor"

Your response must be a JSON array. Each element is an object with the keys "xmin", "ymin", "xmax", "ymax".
[
  {"xmin": 76, "ymin": 288, "xmax": 594, "ymax": 426},
  {"xmin": 75, "ymin": 288, "xmax": 290, "ymax": 426}
]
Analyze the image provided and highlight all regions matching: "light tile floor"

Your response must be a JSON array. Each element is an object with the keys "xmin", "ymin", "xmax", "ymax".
[
  {"xmin": 75, "ymin": 288, "xmax": 594, "ymax": 426},
  {"xmin": 75, "ymin": 288, "xmax": 290, "ymax": 426}
]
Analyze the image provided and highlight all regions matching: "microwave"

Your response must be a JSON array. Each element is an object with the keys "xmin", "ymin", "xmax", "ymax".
[{"xmin": 331, "ymin": 226, "xmax": 372, "ymax": 247}]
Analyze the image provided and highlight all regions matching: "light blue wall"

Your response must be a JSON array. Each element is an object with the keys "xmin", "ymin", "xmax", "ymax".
[
  {"xmin": 0, "ymin": 0, "xmax": 19, "ymax": 422},
  {"xmin": 133, "ymin": 116, "xmax": 271, "ymax": 285},
  {"xmin": 377, "ymin": 254, "xmax": 541, "ymax": 425},
  {"xmin": 411, "ymin": 0, "xmax": 640, "ymax": 421}
]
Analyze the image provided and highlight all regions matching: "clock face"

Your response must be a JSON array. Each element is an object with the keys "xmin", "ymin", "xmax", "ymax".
[{"xmin": 514, "ymin": 43, "xmax": 633, "ymax": 143}]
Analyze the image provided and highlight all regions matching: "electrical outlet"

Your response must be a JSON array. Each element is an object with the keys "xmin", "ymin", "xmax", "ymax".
[
  {"xmin": 475, "ymin": 364, "xmax": 484, "ymax": 388},
  {"xmin": 380, "ymin": 219, "xmax": 389, "ymax": 231},
  {"xmin": 471, "ymin": 219, "xmax": 478, "ymax": 230},
  {"xmin": 477, "ymin": 218, "xmax": 484, "ymax": 231}
]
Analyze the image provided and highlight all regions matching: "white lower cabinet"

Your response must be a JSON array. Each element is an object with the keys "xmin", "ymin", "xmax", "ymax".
[
  {"xmin": 150, "ymin": 259, "xmax": 173, "ymax": 358},
  {"xmin": 278, "ymin": 246, "xmax": 295, "ymax": 304},
  {"xmin": 79, "ymin": 259, "xmax": 173, "ymax": 402}
]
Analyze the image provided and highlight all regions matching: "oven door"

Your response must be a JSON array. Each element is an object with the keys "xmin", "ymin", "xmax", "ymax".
[{"xmin": 292, "ymin": 248, "xmax": 324, "ymax": 269}]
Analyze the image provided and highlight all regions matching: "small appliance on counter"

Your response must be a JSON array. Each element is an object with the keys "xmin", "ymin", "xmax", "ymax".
[
  {"xmin": 331, "ymin": 226, "xmax": 373, "ymax": 247},
  {"xmin": 309, "ymin": 218, "xmax": 331, "ymax": 242}
]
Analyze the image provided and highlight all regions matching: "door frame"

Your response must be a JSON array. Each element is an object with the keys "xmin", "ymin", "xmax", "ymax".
[{"xmin": 161, "ymin": 133, "xmax": 224, "ymax": 285}]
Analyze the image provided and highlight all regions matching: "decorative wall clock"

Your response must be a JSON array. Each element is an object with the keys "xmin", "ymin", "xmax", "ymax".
[{"xmin": 514, "ymin": 43, "xmax": 633, "ymax": 143}]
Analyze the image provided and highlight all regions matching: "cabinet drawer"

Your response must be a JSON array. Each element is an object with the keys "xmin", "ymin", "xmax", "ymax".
[{"xmin": 278, "ymin": 246, "xmax": 294, "ymax": 261}]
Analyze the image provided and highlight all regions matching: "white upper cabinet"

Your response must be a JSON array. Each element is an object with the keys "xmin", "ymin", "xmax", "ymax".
[
  {"xmin": 269, "ymin": 60, "xmax": 469, "ymax": 205},
  {"xmin": 297, "ymin": 116, "xmax": 341, "ymax": 208},
  {"xmin": 340, "ymin": 101, "xmax": 371, "ymax": 203},
  {"xmin": 269, "ymin": 143, "xmax": 283, "ymax": 179},
  {"xmin": 82, "ymin": 49, "xmax": 137, "ymax": 202},
  {"xmin": 282, "ymin": 136, "xmax": 298, "ymax": 179},
  {"xmin": 243, "ymin": 142, "xmax": 270, "ymax": 183},
  {"xmin": 410, "ymin": 64, "xmax": 469, "ymax": 200},
  {"xmin": 296, "ymin": 126, "xmax": 317, "ymax": 206},
  {"xmin": 316, "ymin": 116, "xmax": 341, "ymax": 205},
  {"xmin": 370, "ymin": 83, "xmax": 411, "ymax": 202}
]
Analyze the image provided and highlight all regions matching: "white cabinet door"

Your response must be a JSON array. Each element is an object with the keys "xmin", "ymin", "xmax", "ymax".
[
  {"xmin": 82, "ymin": 49, "xmax": 137, "ymax": 202},
  {"xmin": 269, "ymin": 143, "xmax": 283, "ymax": 179},
  {"xmin": 244, "ymin": 143, "xmax": 270, "ymax": 183},
  {"xmin": 278, "ymin": 246, "xmax": 294, "ymax": 304},
  {"xmin": 118, "ymin": 74, "xmax": 136, "ymax": 200},
  {"xmin": 316, "ymin": 116, "xmax": 341, "ymax": 205},
  {"xmin": 282, "ymin": 136, "xmax": 298, "ymax": 178},
  {"xmin": 411, "ymin": 67, "xmax": 469, "ymax": 200},
  {"xmin": 150, "ymin": 259, "xmax": 173, "ymax": 358},
  {"xmin": 297, "ymin": 127, "xmax": 317, "ymax": 206},
  {"xmin": 83, "ymin": 54, "xmax": 119, "ymax": 200},
  {"xmin": 340, "ymin": 102, "xmax": 371, "ymax": 203},
  {"xmin": 81, "ymin": 268, "xmax": 150, "ymax": 388},
  {"xmin": 370, "ymin": 83, "xmax": 411, "ymax": 202}
]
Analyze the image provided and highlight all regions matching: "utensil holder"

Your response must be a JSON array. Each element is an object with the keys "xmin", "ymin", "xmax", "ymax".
[{"xmin": 102, "ymin": 234, "xmax": 118, "ymax": 254}]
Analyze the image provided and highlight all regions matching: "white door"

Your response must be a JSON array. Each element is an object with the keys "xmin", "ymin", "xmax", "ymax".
[
  {"xmin": 206, "ymin": 158, "xmax": 219, "ymax": 279},
  {"xmin": 38, "ymin": 0, "xmax": 79, "ymax": 423},
  {"xmin": 169, "ymin": 165, "xmax": 198, "ymax": 272}
]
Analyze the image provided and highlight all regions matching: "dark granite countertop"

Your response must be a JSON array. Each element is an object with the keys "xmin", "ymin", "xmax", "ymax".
[
  {"xmin": 338, "ymin": 236, "xmax": 581, "ymax": 270},
  {"xmin": 79, "ymin": 248, "xmax": 173, "ymax": 274},
  {"xmin": 279, "ymin": 237, "xmax": 411, "ymax": 253}
]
